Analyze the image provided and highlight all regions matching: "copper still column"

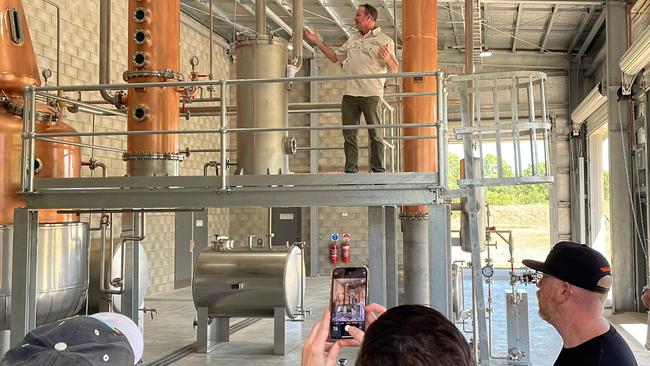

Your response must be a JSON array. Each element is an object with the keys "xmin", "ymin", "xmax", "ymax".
[
  {"xmin": 401, "ymin": 0, "xmax": 438, "ymax": 305},
  {"xmin": 123, "ymin": 0, "xmax": 183, "ymax": 176}
]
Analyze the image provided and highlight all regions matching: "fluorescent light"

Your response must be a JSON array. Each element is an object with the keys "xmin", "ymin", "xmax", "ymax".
[
  {"xmin": 620, "ymin": 23, "xmax": 650, "ymax": 75},
  {"xmin": 571, "ymin": 82, "xmax": 606, "ymax": 124},
  {"xmin": 479, "ymin": 48, "xmax": 493, "ymax": 58}
]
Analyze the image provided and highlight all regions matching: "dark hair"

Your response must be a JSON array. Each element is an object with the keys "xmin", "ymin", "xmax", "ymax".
[
  {"xmin": 356, "ymin": 305, "xmax": 475, "ymax": 366},
  {"xmin": 361, "ymin": 3, "xmax": 378, "ymax": 22}
]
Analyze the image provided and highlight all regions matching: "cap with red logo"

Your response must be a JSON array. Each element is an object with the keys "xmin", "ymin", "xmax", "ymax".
[{"xmin": 523, "ymin": 241, "xmax": 612, "ymax": 294}]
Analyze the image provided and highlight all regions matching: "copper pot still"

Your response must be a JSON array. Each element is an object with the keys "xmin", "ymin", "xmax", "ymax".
[
  {"xmin": 124, "ymin": 0, "xmax": 182, "ymax": 176},
  {"xmin": 0, "ymin": 0, "xmax": 81, "ymax": 224}
]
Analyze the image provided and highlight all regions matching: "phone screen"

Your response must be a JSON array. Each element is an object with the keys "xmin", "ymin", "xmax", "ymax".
[{"xmin": 329, "ymin": 267, "xmax": 367, "ymax": 339}]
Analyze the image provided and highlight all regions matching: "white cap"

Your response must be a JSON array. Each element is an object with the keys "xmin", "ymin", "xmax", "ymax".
[{"xmin": 90, "ymin": 312, "xmax": 143, "ymax": 364}]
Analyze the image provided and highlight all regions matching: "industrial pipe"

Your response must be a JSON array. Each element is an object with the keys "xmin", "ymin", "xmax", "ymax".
[
  {"xmin": 291, "ymin": 0, "xmax": 303, "ymax": 70},
  {"xmin": 99, "ymin": 0, "xmax": 119, "ymax": 106},
  {"xmin": 256, "ymin": 0, "xmax": 266, "ymax": 35}
]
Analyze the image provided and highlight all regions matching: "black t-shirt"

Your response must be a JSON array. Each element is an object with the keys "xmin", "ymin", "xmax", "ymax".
[{"xmin": 554, "ymin": 325, "xmax": 638, "ymax": 366}]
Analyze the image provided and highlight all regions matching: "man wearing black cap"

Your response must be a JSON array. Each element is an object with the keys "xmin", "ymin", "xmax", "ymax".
[{"xmin": 523, "ymin": 241, "xmax": 638, "ymax": 365}]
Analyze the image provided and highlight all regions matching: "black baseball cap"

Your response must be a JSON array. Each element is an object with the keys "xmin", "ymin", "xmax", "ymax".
[
  {"xmin": 522, "ymin": 241, "xmax": 612, "ymax": 294},
  {"xmin": 1, "ymin": 316, "xmax": 135, "ymax": 366}
]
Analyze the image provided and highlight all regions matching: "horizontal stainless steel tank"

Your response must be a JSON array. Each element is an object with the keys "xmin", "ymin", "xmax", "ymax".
[
  {"xmin": 192, "ymin": 245, "xmax": 304, "ymax": 318},
  {"xmin": 0, "ymin": 223, "xmax": 89, "ymax": 329},
  {"xmin": 235, "ymin": 35, "xmax": 289, "ymax": 175}
]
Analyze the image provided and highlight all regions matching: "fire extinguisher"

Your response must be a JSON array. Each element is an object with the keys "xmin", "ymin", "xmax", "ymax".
[
  {"xmin": 341, "ymin": 240, "xmax": 350, "ymax": 263},
  {"xmin": 329, "ymin": 241, "xmax": 339, "ymax": 265}
]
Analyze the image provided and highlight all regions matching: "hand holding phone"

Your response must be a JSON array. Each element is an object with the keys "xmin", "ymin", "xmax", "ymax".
[{"xmin": 329, "ymin": 267, "xmax": 368, "ymax": 339}]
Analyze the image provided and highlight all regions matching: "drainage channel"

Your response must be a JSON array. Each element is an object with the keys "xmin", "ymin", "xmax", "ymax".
[{"xmin": 144, "ymin": 318, "xmax": 262, "ymax": 366}]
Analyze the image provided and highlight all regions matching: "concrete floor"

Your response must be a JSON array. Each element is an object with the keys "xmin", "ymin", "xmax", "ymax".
[{"xmin": 141, "ymin": 276, "xmax": 650, "ymax": 366}]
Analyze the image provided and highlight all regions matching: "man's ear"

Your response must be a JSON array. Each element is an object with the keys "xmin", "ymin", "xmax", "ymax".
[{"xmin": 557, "ymin": 282, "xmax": 573, "ymax": 303}]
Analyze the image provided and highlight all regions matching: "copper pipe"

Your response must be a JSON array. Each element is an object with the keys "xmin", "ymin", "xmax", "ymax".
[
  {"xmin": 126, "ymin": 0, "xmax": 181, "ymax": 154},
  {"xmin": 402, "ymin": 0, "xmax": 438, "ymax": 215}
]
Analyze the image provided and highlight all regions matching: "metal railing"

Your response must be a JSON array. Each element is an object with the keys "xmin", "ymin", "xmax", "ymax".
[{"xmin": 20, "ymin": 71, "xmax": 446, "ymax": 193}]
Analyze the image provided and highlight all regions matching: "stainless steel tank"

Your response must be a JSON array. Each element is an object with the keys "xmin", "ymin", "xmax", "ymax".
[
  {"xmin": 0, "ymin": 223, "xmax": 89, "ymax": 329},
  {"xmin": 192, "ymin": 246, "xmax": 304, "ymax": 318},
  {"xmin": 235, "ymin": 35, "xmax": 289, "ymax": 175}
]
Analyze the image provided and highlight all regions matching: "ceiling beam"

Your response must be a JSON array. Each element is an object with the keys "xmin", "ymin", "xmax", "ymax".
[
  {"xmin": 380, "ymin": 1, "xmax": 403, "ymax": 45},
  {"xmin": 315, "ymin": 0, "xmax": 352, "ymax": 38},
  {"xmin": 511, "ymin": 4, "xmax": 523, "ymax": 52},
  {"xmin": 539, "ymin": 4, "xmax": 559, "ymax": 53},
  {"xmin": 440, "ymin": 0, "xmax": 602, "ymax": 5},
  {"xmin": 566, "ymin": 5, "xmax": 594, "ymax": 54},
  {"xmin": 576, "ymin": 10, "xmax": 604, "ymax": 57},
  {"xmin": 449, "ymin": 4, "xmax": 461, "ymax": 47}
]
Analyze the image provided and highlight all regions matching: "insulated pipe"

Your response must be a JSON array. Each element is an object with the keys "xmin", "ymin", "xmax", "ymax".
[
  {"xmin": 291, "ymin": 0, "xmax": 303, "ymax": 70},
  {"xmin": 400, "ymin": 0, "xmax": 438, "ymax": 305},
  {"xmin": 256, "ymin": 0, "xmax": 266, "ymax": 35},
  {"xmin": 99, "ymin": 0, "xmax": 117, "ymax": 106}
]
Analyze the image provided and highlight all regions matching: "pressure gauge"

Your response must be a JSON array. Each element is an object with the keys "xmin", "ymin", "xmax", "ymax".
[{"xmin": 481, "ymin": 265, "xmax": 494, "ymax": 278}]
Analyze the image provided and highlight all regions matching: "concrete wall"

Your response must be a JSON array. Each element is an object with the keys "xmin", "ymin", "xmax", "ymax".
[{"xmin": 23, "ymin": 0, "xmax": 230, "ymax": 294}]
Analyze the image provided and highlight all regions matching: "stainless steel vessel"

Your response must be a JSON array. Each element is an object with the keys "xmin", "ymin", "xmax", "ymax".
[
  {"xmin": 192, "ymin": 246, "xmax": 304, "ymax": 318},
  {"xmin": 0, "ymin": 223, "xmax": 89, "ymax": 329},
  {"xmin": 235, "ymin": 35, "xmax": 289, "ymax": 175}
]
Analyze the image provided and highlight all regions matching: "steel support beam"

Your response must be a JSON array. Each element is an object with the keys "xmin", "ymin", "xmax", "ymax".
[
  {"xmin": 539, "ymin": 4, "xmax": 559, "ymax": 53},
  {"xmin": 380, "ymin": 1, "xmax": 403, "ymax": 44},
  {"xmin": 309, "ymin": 60, "xmax": 320, "ymax": 276},
  {"xmin": 428, "ymin": 204, "xmax": 452, "ymax": 319},
  {"xmin": 605, "ymin": 0, "xmax": 635, "ymax": 312},
  {"xmin": 567, "ymin": 5, "xmax": 595, "ymax": 54},
  {"xmin": 9, "ymin": 209, "xmax": 39, "ymax": 346},
  {"xmin": 512, "ymin": 4, "xmax": 523, "ymax": 52},
  {"xmin": 368, "ymin": 207, "xmax": 387, "ymax": 306},
  {"xmin": 577, "ymin": 10, "xmax": 605, "ymax": 58},
  {"xmin": 449, "ymin": 4, "xmax": 462, "ymax": 48},
  {"xmin": 385, "ymin": 205, "xmax": 399, "ymax": 308}
]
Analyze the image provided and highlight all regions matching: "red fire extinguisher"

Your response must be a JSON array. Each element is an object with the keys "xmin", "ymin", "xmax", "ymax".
[
  {"xmin": 329, "ymin": 241, "xmax": 339, "ymax": 265},
  {"xmin": 341, "ymin": 240, "xmax": 350, "ymax": 263}
]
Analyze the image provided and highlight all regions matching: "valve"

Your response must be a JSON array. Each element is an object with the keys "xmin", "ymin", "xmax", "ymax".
[{"xmin": 139, "ymin": 306, "xmax": 158, "ymax": 320}]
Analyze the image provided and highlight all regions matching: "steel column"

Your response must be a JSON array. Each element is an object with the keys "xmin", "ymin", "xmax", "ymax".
[
  {"xmin": 121, "ymin": 212, "xmax": 144, "ymax": 328},
  {"xmin": 385, "ymin": 205, "xmax": 399, "ymax": 308},
  {"xmin": 459, "ymin": 83, "xmax": 490, "ymax": 365},
  {"xmin": 606, "ymin": 0, "xmax": 635, "ymax": 312},
  {"xmin": 9, "ymin": 209, "xmax": 39, "ymax": 346},
  {"xmin": 428, "ymin": 203, "xmax": 452, "ymax": 319},
  {"xmin": 368, "ymin": 207, "xmax": 387, "ymax": 306},
  {"xmin": 309, "ymin": 59, "xmax": 320, "ymax": 277}
]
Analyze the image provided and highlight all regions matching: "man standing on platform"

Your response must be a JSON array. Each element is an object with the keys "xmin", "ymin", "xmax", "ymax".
[{"xmin": 305, "ymin": 3, "xmax": 398, "ymax": 173}]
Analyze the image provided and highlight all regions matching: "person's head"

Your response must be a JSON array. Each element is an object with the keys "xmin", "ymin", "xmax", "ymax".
[
  {"xmin": 523, "ymin": 241, "xmax": 612, "ymax": 325},
  {"xmin": 0, "ymin": 314, "xmax": 141, "ymax": 366},
  {"xmin": 354, "ymin": 4, "xmax": 378, "ymax": 34},
  {"xmin": 355, "ymin": 305, "xmax": 474, "ymax": 366}
]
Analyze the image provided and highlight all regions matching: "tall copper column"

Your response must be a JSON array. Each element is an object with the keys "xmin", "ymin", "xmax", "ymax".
[
  {"xmin": 123, "ymin": 0, "xmax": 182, "ymax": 176},
  {"xmin": 400, "ymin": 0, "xmax": 438, "ymax": 304},
  {"xmin": 0, "ymin": 0, "xmax": 80, "ymax": 224}
]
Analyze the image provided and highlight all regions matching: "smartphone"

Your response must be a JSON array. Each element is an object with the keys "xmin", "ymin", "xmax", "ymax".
[{"xmin": 329, "ymin": 266, "xmax": 368, "ymax": 339}]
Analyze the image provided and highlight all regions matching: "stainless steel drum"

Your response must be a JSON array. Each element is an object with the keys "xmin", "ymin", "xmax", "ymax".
[
  {"xmin": 0, "ymin": 223, "xmax": 89, "ymax": 330},
  {"xmin": 192, "ymin": 246, "xmax": 304, "ymax": 318}
]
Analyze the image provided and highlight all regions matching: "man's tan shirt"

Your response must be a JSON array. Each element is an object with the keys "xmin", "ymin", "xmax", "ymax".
[{"xmin": 335, "ymin": 27, "xmax": 397, "ymax": 97}]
